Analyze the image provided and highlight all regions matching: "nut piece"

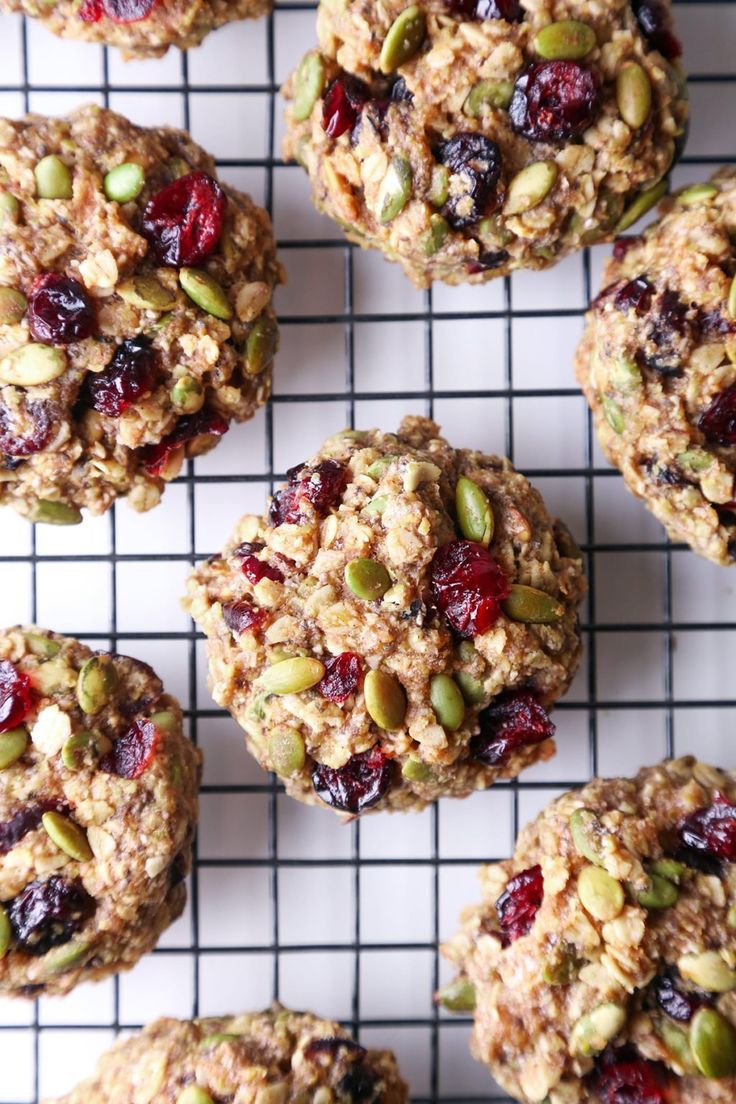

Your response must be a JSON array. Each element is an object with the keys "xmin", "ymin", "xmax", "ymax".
[
  {"xmin": 293, "ymin": 52, "xmax": 326, "ymax": 122},
  {"xmin": 41, "ymin": 811, "xmax": 93, "ymax": 863},
  {"xmin": 437, "ymin": 977, "xmax": 476, "ymax": 1011},
  {"xmin": 378, "ymin": 5, "xmax": 426, "ymax": 73},
  {"xmin": 615, "ymin": 179, "xmax": 668, "ymax": 234},
  {"xmin": 637, "ymin": 872, "xmax": 679, "ymax": 910},
  {"xmin": 430, "ymin": 674, "xmax": 465, "ymax": 732},
  {"xmin": 534, "ymin": 19, "xmax": 596, "ymax": 60},
  {"xmin": 570, "ymin": 1003, "xmax": 626, "ymax": 1057},
  {"xmin": 377, "ymin": 155, "xmax": 412, "ymax": 225},
  {"xmin": 0, "ymin": 193, "xmax": 20, "ymax": 227},
  {"xmin": 40, "ymin": 940, "xmax": 91, "ymax": 977},
  {"xmin": 679, "ymin": 951, "xmax": 736, "ymax": 993},
  {"xmin": 345, "ymin": 557, "xmax": 392, "ymax": 601},
  {"xmin": 76, "ymin": 655, "xmax": 118, "ymax": 715},
  {"xmin": 504, "ymin": 162, "xmax": 558, "ymax": 217},
  {"xmin": 104, "ymin": 162, "xmax": 145, "ymax": 203},
  {"xmin": 0, "ymin": 344, "xmax": 67, "ymax": 386},
  {"xmin": 464, "ymin": 80, "xmax": 514, "ymax": 116},
  {"xmin": 0, "ymin": 727, "xmax": 28, "ymax": 770},
  {"xmin": 402, "ymin": 757, "xmax": 431, "ymax": 782},
  {"xmin": 455, "ymin": 477, "xmax": 493, "ymax": 545},
  {"xmin": 676, "ymin": 183, "xmax": 719, "ymax": 207},
  {"xmin": 616, "ymin": 62, "xmax": 652, "ymax": 130},
  {"xmin": 28, "ymin": 500, "xmax": 82, "ymax": 525},
  {"xmin": 0, "ymin": 905, "xmax": 10, "ymax": 959},
  {"xmin": 118, "ymin": 274, "xmax": 177, "ymax": 311},
  {"xmin": 569, "ymin": 807, "xmax": 605, "ymax": 865},
  {"xmin": 34, "ymin": 155, "xmax": 72, "ymax": 200},
  {"xmin": 62, "ymin": 731, "xmax": 101, "ymax": 772},
  {"xmin": 0, "ymin": 287, "xmax": 27, "ymax": 325},
  {"xmin": 364, "ymin": 668, "xmax": 407, "ymax": 731},
  {"xmin": 258, "ymin": 656, "xmax": 325, "ymax": 695},
  {"xmin": 179, "ymin": 268, "xmax": 234, "ymax": 321},
  {"xmin": 171, "ymin": 376, "xmax": 205, "ymax": 414},
  {"xmin": 423, "ymin": 213, "xmax": 450, "ymax": 257},
  {"xmin": 177, "ymin": 1090, "xmax": 215, "ymax": 1104},
  {"xmin": 602, "ymin": 396, "xmax": 625, "ymax": 434},
  {"xmin": 577, "ymin": 865, "xmax": 624, "ymax": 921},
  {"xmin": 690, "ymin": 1008, "xmax": 736, "ymax": 1078},
  {"xmin": 245, "ymin": 314, "xmax": 278, "ymax": 376},
  {"xmin": 503, "ymin": 584, "xmax": 564, "ymax": 624},
  {"xmin": 268, "ymin": 728, "xmax": 306, "ymax": 777}
]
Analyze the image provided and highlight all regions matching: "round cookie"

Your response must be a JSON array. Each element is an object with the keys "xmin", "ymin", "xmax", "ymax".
[
  {"xmin": 184, "ymin": 416, "xmax": 585, "ymax": 816},
  {"xmin": 0, "ymin": 105, "xmax": 281, "ymax": 526},
  {"xmin": 441, "ymin": 757, "xmax": 736, "ymax": 1104},
  {"xmin": 576, "ymin": 168, "xmax": 736, "ymax": 566},
  {"xmin": 0, "ymin": 625, "xmax": 201, "ymax": 998},
  {"xmin": 283, "ymin": 0, "xmax": 689, "ymax": 288},
  {"xmin": 50, "ymin": 1004, "xmax": 408, "ymax": 1103},
  {"xmin": 0, "ymin": 0, "xmax": 271, "ymax": 60}
]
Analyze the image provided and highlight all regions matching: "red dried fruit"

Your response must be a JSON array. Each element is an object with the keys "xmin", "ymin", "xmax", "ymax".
[
  {"xmin": 592, "ymin": 1047, "xmax": 668, "ymax": 1104},
  {"xmin": 318, "ymin": 653, "xmax": 363, "ymax": 702},
  {"xmin": 643, "ymin": 289, "xmax": 691, "ymax": 375},
  {"xmin": 631, "ymin": 0, "xmax": 682, "ymax": 60},
  {"xmin": 304, "ymin": 1038, "xmax": 367, "ymax": 1062},
  {"xmin": 445, "ymin": 0, "xmax": 522, "ymax": 19},
  {"xmin": 101, "ymin": 0, "xmax": 159, "ymax": 20},
  {"xmin": 86, "ymin": 336, "xmax": 158, "ymax": 417},
  {"xmin": 430, "ymin": 540, "xmax": 509, "ymax": 638},
  {"xmin": 322, "ymin": 76, "xmax": 368, "ymax": 139},
  {"xmin": 0, "ymin": 800, "xmax": 68, "ymax": 855},
  {"xmin": 509, "ymin": 62, "xmax": 600, "ymax": 142},
  {"xmin": 142, "ymin": 171, "xmax": 226, "ymax": 267},
  {"xmin": 0, "ymin": 659, "xmax": 33, "ymax": 733},
  {"xmin": 240, "ymin": 555, "xmax": 284, "ymax": 585},
  {"xmin": 78, "ymin": 0, "xmax": 103, "ymax": 21},
  {"xmin": 467, "ymin": 250, "xmax": 510, "ymax": 274},
  {"xmin": 141, "ymin": 408, "xmax": 229, "ymax": 476},
  {"xmin": 221, "ymin": 599, "xmax": 267, "ymax": 636},
  {"xmin": 436, "ymin": 132, "xmax": 502, "ymax": 229},
  {"xmin": 7, "ymin": 875, "xmax": 95, "ymax": 956},
  {"xmin": 312, "ymin": 746, "xmax": 393, "ymax": 814},
  {"xmin": 470, "ymin": 691, "xmax": 555, "ymax": 766},
  {"xmin": 678, "ymin": 796, "xmax": 736, "ymax": 871},
  {"xmin": 269, "ymin": 460, "xmax": 348, "ymax": 526},
  {"xmin": 699, "ymin": 385, "xmax": 736, "ymax": 447},
  {"xmin": 612, "ymin": 236, "xmax": 642, "ymax": 262},
  {"xmin": 27, "ymin": 273, "xmax": 96, "ymax": 346},
  {"xmin": 100, "ymin": 718, "xmax": 159, "ymax": 780},
  {"xmin": 699, "ymin": 309, "xmax": 736, "ymax": 338},
  {"xmin": 652, "ymin": 973, "xmax": 705, "ymax": 1023},
  {"xmin": 0, "ymin": 400, "xmax": 53, "ymax": 458},
  {"xmin": 495, "ymin": 864, "xmax": 543, "ymax": 944},
  {"xmin": 614, "ymin": 276, "xmax": 653, "ymax": 316}
]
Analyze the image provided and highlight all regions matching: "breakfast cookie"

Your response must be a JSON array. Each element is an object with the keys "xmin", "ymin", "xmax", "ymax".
[
  {"xmin": 576, "ymin": 168, "xmax": 736, "ymax": 566},
  {"xmin": 441, "ymin": 757, "xmax": 736, "ymax": 1104},
  {"xmin": 282, "ymin": 0, "xmax": 688, "ymax": 288},
  {"xmin": 0, "ymin": 104, "xmax": 281, "ymax": 526},
  {"xmin": 184, "ymin": 416, "xmax": 585, "ymax": 816},
  {"xmin": 0, "ymin": 625, "xmax": 201, "ymax": 998},
  {"xmin": 0, "ymin": 0, "xmax": 271, "ymax": 60}
]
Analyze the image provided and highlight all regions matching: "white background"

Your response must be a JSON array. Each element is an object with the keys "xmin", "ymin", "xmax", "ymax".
[{"xmin": 1, "ymin": 2, "xmax": 736, "ymax": 1100}]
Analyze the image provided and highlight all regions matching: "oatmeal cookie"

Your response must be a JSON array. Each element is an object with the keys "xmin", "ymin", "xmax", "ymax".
[
  {"xmin": 0, "ymin": 625, "xmax": 201, "ymax": 999},
  {"xmin": 184, "ymin": 416, "xmax": 585, "ymax": 816},
  {"xmin": 0, "ymin": 104, "xmax": 282, "ymax": 526},
  {"xmin": 576, "ymin": 168, "xmax": 736, "ymax": 566},
  {"xmin": 442, "ymin": 757, "xmax": 736, "ymax": 1104},
  {"xmin": 0, "ymin": 0, "xmax": 271, "ymax": 60},
  {"xmin": 283, "ymin": 0, "xmax": 688, "ymax": 288}
]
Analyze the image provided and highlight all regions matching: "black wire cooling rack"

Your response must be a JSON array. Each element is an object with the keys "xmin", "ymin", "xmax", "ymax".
[{"xmin": 1, "ymin": 2, "xmax": 736, "ymax": 1100}]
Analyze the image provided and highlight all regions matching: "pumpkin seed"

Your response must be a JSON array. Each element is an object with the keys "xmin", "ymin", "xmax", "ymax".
[
  {"xmin": 676, "ymin": 182, "xmax": 719, "ymax": 207},
  {"xmin": 364, "ymin": 494, "xmax": 389, "ymax": 515},
  {"xmin": 199, "ymin": 1033, "xmax": 240, "ymax": 1049},
  {"xmin": 171, "ymin": 375, "xmax": 205, "ymax": 414},
  {"xmin": 268, "ymin": 728, "xmax": 306, "ymax": 777},
  {"xmin": 569, "ymin": 807, "xmax": 605, "ymax": 865},
  {"xmin": 118, "ymin": 274, "xmax": 177, "ymax": 311},
  {"xmin": 649, "ymin": 858, "xmax": 687, "ymax": 883},
  {"xmin": 103, "ymin": 162, "xmax": 144, "ymax": 203},
  {"xmin": 602, "ymin": 396, "xmax": 625, "ymax": 434},
  {"xmin": 679, "ymin": 950, "xmax": 736, "ymax": 993},
  {"xmin": 293, "ymin": 51, "xmax": 326, "ymax": 121},
  {"xmin": 35, "ymin": 155, "xmax": 73, "ymax": 200},
  {"xmin": 430, "ymin": 674, "xmax": 465, "ymax": 731},
  {"xmin": 0, "ymin": 287, "xmax": 27, "ymax": 326},
  {"xmin": 0, "ymin": 906, "xmax": 9, "ymax": 958},
  {"xmin": 656, "ymin": 1017, "xmax": 697, "ymax": 1073},
  {"xmin": 728, "ymin": 274, "xmax": 736, "ymax": 320},
  {"xmin": 678, "ymin": 448, "xmax": 712, "ymax": 473},
  {"xmin": 61, "ymin": 730, "xmax": 99, "ymax": 772},
  {"xmin": 615, "ymin": 178, "xmax": 668, "ymax": 233},
  {"xmin": 345, "ymin": 557, "xmax": 392, "ymax": 600},
  {"xmin": 41, "ymin": 940, "xmax": 91, "ymax": 976},
  {"xmin": 455, "ymin": 476, "xmax": 493, "ymax": 545},
  {"xmin": 690, "ymin": 1008, "xmax": 736, "ymax": 1078},
  {"xmin": 637, "ymin": 872, "xmax": 678, "ymax": 910},
  {"xmin": 364, "ymin": 668, "xmax": 406, "ymax": 730},
  {"xmin": 402, "ymin": 757, "xmax": 431, "ymax": 782},
  {"xmin": 0, "ymin": 343, "xmax": 67, "ymax": 386},
  {"xmin": 258, "ymin": 656, "xmax": 325, "ymax": 695},
  {"xmin": 503, "ymin": 583, "xmax": 564, "ymax": 624},
  {"xmin": 179, "ymin": 267, "xmax": 233, "ymax": 320},
  {"xmin": 0, "ymin": 727, "xmax": 28, "ymax": 770},
  {"xmin": 0, "ymin": 192, "xmax": 19, "ymax": 226},
  {"xmin": 177, "ymin": 1090, "xmax": 215, "ymax": 1104},
  {"xmin": 534, "ymin": 19, "xmax": 596, "ymax": 60},
  {"xmin": 42, "ymin": 811, "xmax": 93, "ymax": 862},
  {"xmin": 403, "ymin": 460, "xmax": 440, "ymax": 491},
  {"xmin": 616, "ymin": 62, "xmax": 652, "ymax": 129},
  {"xmin": 245, "ymin": 314, "xmax": 278, "ymax": 376},
  {"xmin": 455, "ymin": 669, "xmax": 485, "ymax": 705},
  {"xmin": 542, "ymin": 946, "xmax": 580, "ymax": 986},
  {"xmin": 577, "ymin": 865, "xmax": 624, "ymax": 921},
  {"xmin": 570, "ymin": 1003, "xmax": 626, "ymax": 1057},
  {"xmin": 149, "ymin": 709, "xmax": 178, "ymax": 735},
  {"xmin": 76, "ymin": 655, "xmax": 118, "ymax": 715},
  {"xmin": 429, "ymin": 164, "xmax": 449, "ymax": 208},
  {"xmin": 464, "ymin": 79, "xmax": 514, "ymax": 116},
  {"xmin": 29, "ymin": 500, "xmax": 82, "ymax": 525},
  {"xmin": 24, "ymin": 632, "xmax": 61, "ymax": 658},
  {"xmin": 422, "ymin": 213, "xmax": 450, "ymax": 257},
  {"xmin": 379, "ymin": 5, "xmax": 426, "ymax": 72},
  {"xmin": 504, "ymin": 161, "xmax": 558, "ymax": 217},
  {"xmin": 437, "ymin": 977, "xmax": 476, "ymax": 1012},
  {"xmin": 377, "ymin": 155, "xmax": 412, "ymax": 224},
  {"xmin": 366, "ymin": 456, "xmax": 393, "ymax": 480},
  {"xmin": 609, "ymin": 357, "xmax": 641, "ymax": 392}
]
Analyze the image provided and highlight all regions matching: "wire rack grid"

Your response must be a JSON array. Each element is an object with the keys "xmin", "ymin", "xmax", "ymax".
[{"xmin": 0, "ymin": 2, "xmax": 736, "ymax": 1101}]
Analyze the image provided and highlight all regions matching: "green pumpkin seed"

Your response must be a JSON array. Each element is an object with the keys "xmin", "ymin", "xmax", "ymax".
[
  {"xmin": 455, "ymin": 669, "xmax": 485, "ymax": 705},
  {"xmin": 637, "ymin": 872, "xmax": 678, "ymax": 910},
  {"xmin": 690, "ymin": 1008, "xmax": 736, "ymax": 1078},
  {"xmin": 534, "ymin": 19, "xmax": 596, "ymax": 60},
  {"xmin": 76, "ymin": 655, "xmax": 118, "ymax": 715},
  {"xmin": 0, "ymin": 727, "xmax": 28, "ymax": 770},
  {"xmin": 729, "ymin": 905, "xmax": 736, "ymax": 929},
  {"xmin": 504, "ymin": 161, "xmax": 558, "ymax": 217},
  {"xmin": 199, "ymin": 1033, "xmax": 240, "ymax": 1049},
  {"xmin": 0, "ymin": 906, "xmax": 9, "ymax": 958},
  {"xmin": 42, "ymin": 811, "xmax": 93, "ymax": 862},
  {"xmin": 602, "ymin": 396, "xmax": 625, "ymax": 434},
  {"xmin": 430, "ymin": 674, "xmax": 465, "ymax": 731},
  {"xmin": 177, "ymin": 1090, "xmax": 215, "ymax": 1104},
  {"xmin": 118, "ymin": 274, "xmax": 177, "ymax": 311},
  {"xmin": 0, "ymin": 287, "xmax": 27, "ymax": 326},
  {"xmin": 364, "ymin": 494, "xmax": 389, "ymax": 515},
  {"xmin": 727, "ymin": 274, "xmax": 736, "ymax": 320},
  {"xmin": 429, "ymin": 164, "xmax": 449, "ymax": 208},
  {"xmin": 268, "ymin": 728, "xmax": 306, "ymax": 777},
  {"xmin": 171, "ymin": 375, "xmax": 204, "ymax": 414},
  {"xmin": 24, "ymin": 632, "xmax": 61, "ymax": 658},
  {"xmin": 609, "ymin": 357, "xmax": 641, "ymax": 392},
  {"xmin": 179, "ymin": 267, "xmax": 233, "ymax": 321},
  {"xmin": 0, "ymin": 343, "xmax": 67, "ymax": 386},
  {"xmin": 377, "ymin": 155, "xmax": 412, "ymax": 224},
  {"xmin": 402, "ymin": 757, "xmax": 431, "ymax": 782},
  {"xmin": 258, "ymin": 656, "xmax": 325, "ymax": 695},
  {"xmin": 464, "ymin": 79, "xmax": 514, "ymax": 116},
  {"xmin": 245, "ymin": 314, "xmax": 278, "ymax": 376},
  {"xmin": 577, "ymin": 865, "xmax": 624, "ymax": 921},
  {"xmin": 41, "ymin": 940, "xmax": 91, "ymax": 976},
  {"xmin": 345, "ymin": 557, "xmax": 392, "ymax": 601},
  {"xmin": 35, "ymin": 155, "xmax": 73, "ymax": 200},
  {"xmin": 29, "ymin": 500, "xmax": 82, "ymax": 526},
  {"xmin": 503, "ymin": 583, "xmax": 564, "ymax": 624},
  {"xmin": 0, "ymin": 192, "xmax": 20, "ymax": 226},
  {"xmin": 103, "ymin": 162, "xmax": 144, "ymax": 203},
  {"xmin": 649, "ymin": 858, "xmax": 687, "ymax": 883},
  {"xmin": 364, "ymin": 668, "xmax": 406, "ymax": 730},
  {"xmin": 379, "ymin": 5, "xmax": 426, "ymax": 72},
  {"xmin": 569, "ymin": 807, "xmax": 606, "ymax": 865},
  {"xmin": 679, "ymin": 950, "xmax": 736, "ymax": 993},
  {"xmin": 422, "ymin": 213, "xmax": 450, "ymax": 257},
  {"xmin": 542, "ymin": 946, "xmax": 580, "ymax": 986},
  {"xmin": 366, "ymin": 456, "xmax": 393, "ymax": 480},
  {"xmin": 455, "ymin": 476, "xmax": 493, "ymax": 545},
  {"xmin": 615, "ymin": 178, "xmax": 668, "ymax": 233},
  {"xmin": 570, "ymin": 1003, "xmax": 626, "ymax": 1057},
  {"xmin": 149, "ymin": 709, "xmax": 178, "ymax": 735},
  {"xmin": 656, "ymin": 1017, "xmax": 697, "ymax": 1073},
  {"xmin": 293, "ymin": 51, "xmax": 326, "ymax": 121},
  {"xmin": 676, "ymin": 182, "xmax": 719, "ymax": 207},
  {"xmin": 616, "ymin": 62, "xmax": 652, "ymax": 129},
  {"xmin": 61, "ymin": 731, "xmax": 99, "ymax": 772},
  {"xmin": 677, "ymin": 448, "xmax": 712, "ymax": 473},
  {"xmin": 437, "ymin": 977, "xmax": 476, "ymax": 1012}
]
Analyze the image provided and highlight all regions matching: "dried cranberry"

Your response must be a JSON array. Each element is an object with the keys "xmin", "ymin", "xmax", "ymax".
[
  {"xmin": 0, "ymin": 401, "xmax": 53, "ymax": 458},
  {"xmin": 509, "ymin": 62, "xmax": 600, "ymax": 142},
  {"xmin": 699, "ymin": 385, "xmax": 736, "ymax": 447},
  {"xmin": 677, "ymin": 797, "xmax": 736, "ymax": 872},
  {"xmin": 699, "ymin": 310, "xmax": 736, "ymax": 338},
  {"xmin": 100, "ymin": 718, "xmax": 159, "ymax": 780},
  {"xmin": 612, "ymin": 236, "xmax": 642, "ymax": 262},
  {"xmin": 614, "ymin": 276, "xmax": 653, "ymax": 316},
  {"xmin": 591, "ymin": 1046, "xmax": 668, "ymax": 1104},
  {"xmin": 495, "ymin": 864, "xmax": 543, "ymax": 944},
  {"xmin": 430, "ymin": 540, "xmax": 508, "ymax": 638},
  {"xmin": 642, "ymin": 289, "xmax": 691, "ymax": 374},
  {"xmin": 78, "ymin": 0, "xmax": 102, "ymax": 20},
  {"xmin": 652, "ymin": 973, "xmax": 704, "ymax": 1023},
  {"xmin": 435, "ymin": 133, "xmax": 501, "ymax": 229},
  {"xmin": 8, "ymin": 876, "xmax": 94, "ymax": 956},
  {"xmin": 470, "ymin": 691, "xmax": 555, "ymax": 766},
  {"xmin": 141, "ymin": 408, "xmax": 229, "ymax": 476},
  {"xmin": 240, "ymin": 554, "xmax": 284, "ymax": 585},
  {"xmin": 336, "ymin": 1066, "xmax": 380, "ymax": 1102},
  {"xmin": 322, "ymin": 76, "xmax": 368, "ymax": 139},
  {"xmin": 0, "ymin": 800, "xmax": 68, "ymax": 855},
  {"xmin": 101, "ymin": 0, "xmax": 158, "ymax": 19},
  {"xmin": 445, "ymin": 0, "xmax": 522, "ymax": 20},
  {"xmin": 631, "ymin": 0, "xmax": 682, "ymax": 60},
  {"xmin": 0, "ymin": 659, "xmax": 33, "ymax": 733},
  {"xmin": 234, "ymin": 541, "xmax": 265, "ymax": 558},
  {"xmin": 86, "ymin": 336, "xmax": 158, "ymax": 417},
  {"xmin": 27, "ymin": 273, "xmax": 95, "ymax": 346},
  {"xmin": 318, "ymin": 653, "xmax": 363, "ymax": 702},
  {"xmin": 468, "ymin": 249, "xmax": 510, "ymax": 274},
  {"xmin": 312, "ymin": 746, "xmax": 392, "ymax": 813},
  {"xmin": 390, "ymin": 77, "xmax": 413, "ymax": 103},
  {"xmin": 269, "ymin": 460, "xmax": 348, "ymax": 526},
  {"xmin": 142, "ymin": 171, "xmax": 226, "ymax": 267},
  {"xmin": 305, "ymin": 1038, "xmax": 367, "ymax": 1062},
  {"xmin": 221, "ymin": 599, "xmax": 267, "ymax": 636}
]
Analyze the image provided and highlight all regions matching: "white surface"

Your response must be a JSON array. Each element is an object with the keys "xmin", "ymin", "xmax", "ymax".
[{"xmin": 1, "ymin": 3, "xmax": 736, "ymax": 1101}]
